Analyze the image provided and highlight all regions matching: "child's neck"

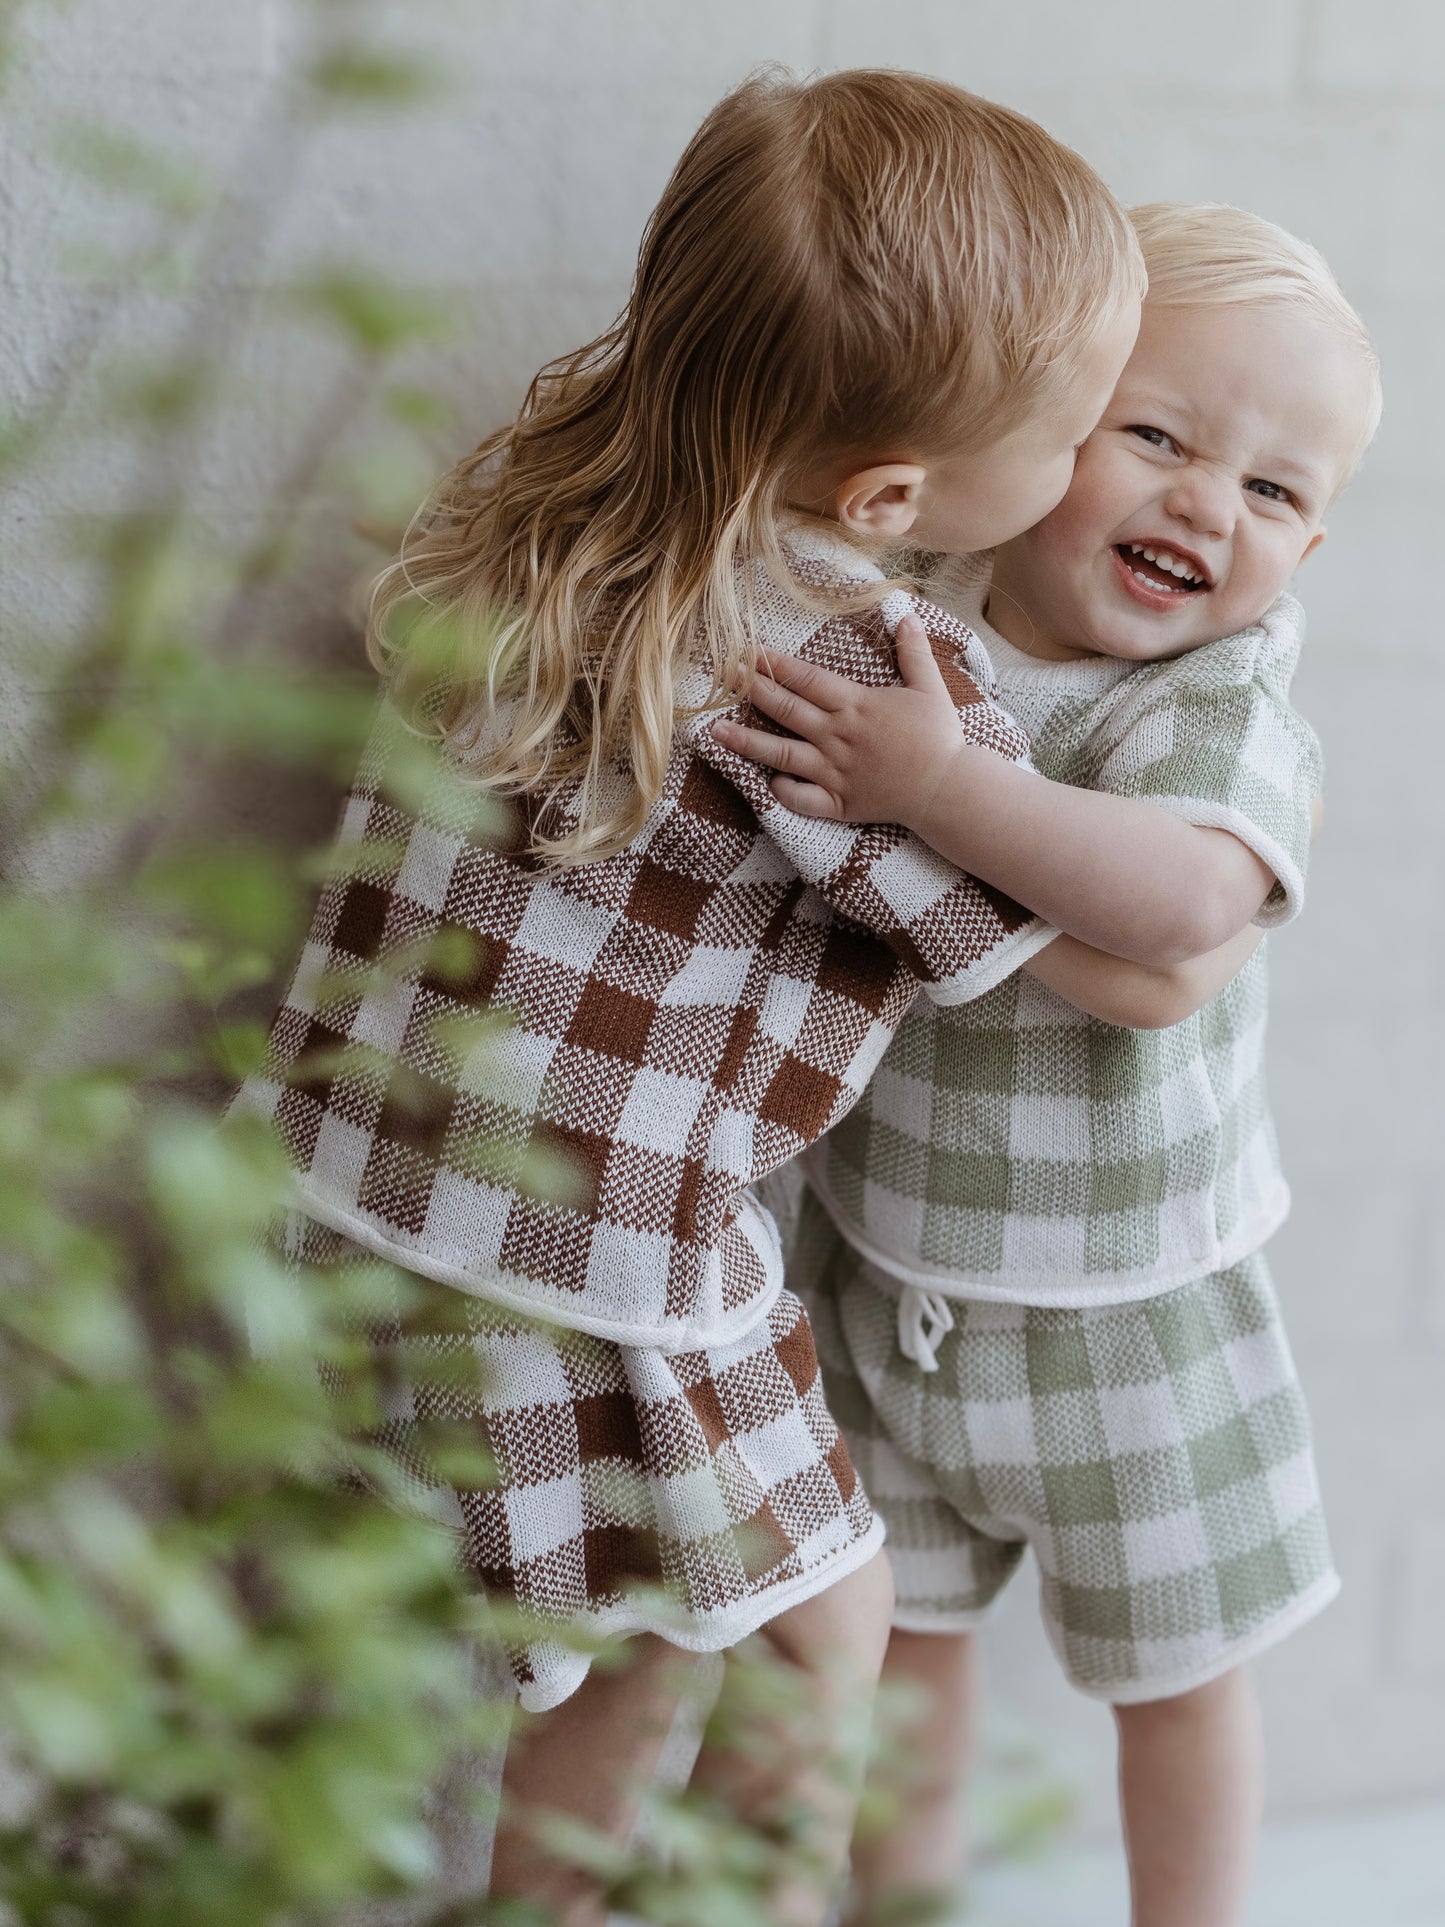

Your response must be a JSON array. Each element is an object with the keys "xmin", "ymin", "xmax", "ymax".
[{"xmin": 981, "ymin": 580, "xmax": 1099, "ymax": 664}]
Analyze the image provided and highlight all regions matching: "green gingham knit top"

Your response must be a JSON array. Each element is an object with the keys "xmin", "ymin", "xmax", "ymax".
[{"xmin": 803, "ymin": 559, "xmax": 1323, "ymax": 1308}]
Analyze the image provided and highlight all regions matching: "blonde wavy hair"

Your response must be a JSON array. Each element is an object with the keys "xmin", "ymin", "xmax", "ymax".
[
  {"xmin": 1129, "ymin": 200, "xmax": 1382, "ymax": 478},
  {"xmin": 369, "ymin": 67, "xmax": 1143, "ymax": 864}
]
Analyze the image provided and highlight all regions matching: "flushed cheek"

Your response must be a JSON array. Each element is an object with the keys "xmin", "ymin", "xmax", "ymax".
[{"xmin": 1049, "ymin": 483, "xmax": 1128, "ymax": 562}]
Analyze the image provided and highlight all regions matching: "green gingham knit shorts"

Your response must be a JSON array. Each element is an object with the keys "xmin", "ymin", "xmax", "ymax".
[{"xmin": 789, "ymin": 1188, "xmax": 1338, "ymax": 1702}]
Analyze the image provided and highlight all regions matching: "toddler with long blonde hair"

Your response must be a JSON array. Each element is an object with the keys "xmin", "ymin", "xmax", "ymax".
[{"xmin": 238, "ymin": 66, "xmax": 1157, "ymax": 1925}]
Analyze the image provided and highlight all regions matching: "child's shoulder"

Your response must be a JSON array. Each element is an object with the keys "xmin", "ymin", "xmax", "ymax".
[
  {"xmin": 756, "ymin": 528, "xmax": 991, "ymax": 691},
  {"xmin": 749, "ymin": 527, "xmax": 886, "ymax": 664}
]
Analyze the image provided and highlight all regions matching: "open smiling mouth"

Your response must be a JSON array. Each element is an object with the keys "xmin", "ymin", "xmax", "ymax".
[{"xmin": 1115, "ymin": 542, "xmax": 1209, "ymax": 594}]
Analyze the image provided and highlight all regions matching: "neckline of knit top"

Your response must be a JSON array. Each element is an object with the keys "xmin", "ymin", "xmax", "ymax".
[{"xmin": 928, "ymin": 554, "xmax": 1139, "ymax": 696}]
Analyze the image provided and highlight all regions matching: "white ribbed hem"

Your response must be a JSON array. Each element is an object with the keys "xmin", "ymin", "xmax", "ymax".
[
  {"xmin": 1138, "ymin": 793, "xmax": 1305, "ymax": 927},
  {"xmin": 1049, "ymin": 1568, "xmax": 1342, "ymax": 1706},
  {"xmin": 807, "ymin": 1176, "xmax": 1291, "ymax": 1309},
  {"xmin": 288, "ymin": 1178, "xmax": 785, "ymax": 1354},
  {"xmin": 986, "ymin": 633, "xmax": 1139, "ymax": 695},
  {"xmin": 888, "ymin": 1569, "xmax": 1341, "ymax": 1703},
  {"xmin": 922, "ymin": 918, "xmax": 1061, "ymax": 1007},
  {"xmin": 889, "ymin": 1594, "xmax": 1009, "ymax": 1637},
  {"xmin": 515, "ymin": 1516, "xmax": 889, "ymax": 1712}
]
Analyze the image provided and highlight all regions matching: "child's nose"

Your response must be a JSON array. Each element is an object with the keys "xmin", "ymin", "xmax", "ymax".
[{"xmin": 1163, "ymin": 463, "xmax": 1234, "ymax": 538}]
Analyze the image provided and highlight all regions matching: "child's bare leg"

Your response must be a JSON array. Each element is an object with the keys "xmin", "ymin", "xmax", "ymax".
[
  {"xmin": 845, "ymin": 1627, "xmax": 978, "ymax": 1923},
  {"xmin": 491, "ymin": 1632, "xmax": 693, "ymax": 1927},
  {"xmin": 689, "ymin": 1547, "xmax": 895, "ymax": 1927},
  {"xmin": 1115, "ymin": 1665, "xmax": 1263, "ymax": 1927}
]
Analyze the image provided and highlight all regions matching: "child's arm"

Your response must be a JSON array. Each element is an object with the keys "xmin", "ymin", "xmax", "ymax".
[
  {"xmin": 1022, "ymin": 794, "xmax": 1317, "ymax": 1026},
  {"xmin": 712, "ymin": 613, "xmax": 1275, "ymax": 967},
  {"xmin": 1021, "ymin": 698, "xmax": 1321, "ymax": 963},
  {"xmin": 1025, "ymin": 925, "xmax": 1262, "ymax": 1029}
]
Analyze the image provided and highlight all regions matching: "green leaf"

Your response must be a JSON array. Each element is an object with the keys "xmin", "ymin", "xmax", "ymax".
[
  {"xmin": 307, "ymin": 48, "xmax": 447, "ymax": 107},
  {"xmin": 293, "ymin": 272, "xmax": 454, "ymax": 356},
  {"xmin": 382, "ymin": 384, "xmax": 451, "ymax": 434},
  {"xmin": 54, "ymin": 121, "xmax": 213, "ymax": 216},
  {"xmin": 138, "ymin": 844, "xmax": 298, "ymax": 954},
  {"xmin": 7, "ymin": 1675, "xmax": 119, "ymax": 1778}
]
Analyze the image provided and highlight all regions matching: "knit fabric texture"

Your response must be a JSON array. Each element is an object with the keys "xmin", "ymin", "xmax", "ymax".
[
  {"xmin": 789, "ymin": 1186, "xmax": 1337, "ymax": 1700},
  {"xmin": 804, "ymin": 557, "xmax": 1323, "ymax": 1306},
  {"xmin": 278, "ymin": 1207, "xmax": 883, "ymax": 1712},
  {"xmin": 233, "ymin": 533, "xmax": 1053, "ymax": 1350}
]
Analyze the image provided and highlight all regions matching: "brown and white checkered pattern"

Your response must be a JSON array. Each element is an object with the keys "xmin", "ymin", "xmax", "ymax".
[
  {"xmin": 234, "ymin": 537, "xmax": 1052, "ymax": 1350},
  {"xmin": 280, "ymin": 1208, "xmax": 883, "ymax": 1711}
]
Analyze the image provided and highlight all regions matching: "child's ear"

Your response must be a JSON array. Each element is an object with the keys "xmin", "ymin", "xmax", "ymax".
[
  {"xmin": 1299, "ymin": 528, "xmax": 1326, "ymax": 565},
  {"xmin": 832, "ymin": 463, "xmax": 927, "ymax": 540}
]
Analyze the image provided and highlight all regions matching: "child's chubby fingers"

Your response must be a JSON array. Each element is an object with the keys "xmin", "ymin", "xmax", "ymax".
[
  {"xmin": 766, "ymin": 773, "xmax": 845, "ymax": 820},
  {"xmin": 755, "ymin": 647, "xmax": 851, "ymax": 711},
  {"xmin": 892, "ymin": 609, "xmax": 951, "ymax": 695},
  {"xmin": 710, "ymin": 712, "xmax": 831, "ymax": 782},
  {"xmin": 744, "ymin": 650, "xmax": 838, "ymax": 738}
]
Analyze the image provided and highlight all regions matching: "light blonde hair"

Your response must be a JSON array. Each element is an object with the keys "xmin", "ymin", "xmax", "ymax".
[
  {"xmin": 370, "ymin": 68, "xmax": 1144, "ymax": 864},
  {"xmin": 1129, "ymin": 200, "xmax": 1382, "ymax": 476}
]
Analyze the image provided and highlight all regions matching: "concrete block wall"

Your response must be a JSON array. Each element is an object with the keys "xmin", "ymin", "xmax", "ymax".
[{"xmin": 4, "ymin": 0, "xmax": 1441, "ymax": 1833}]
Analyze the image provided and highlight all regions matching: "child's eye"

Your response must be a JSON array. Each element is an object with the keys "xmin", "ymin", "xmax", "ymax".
[
  {"xmin": 1246, "ymin": 477, "xmax": 1293, "ymax": 504},
  {"xmin": 1127, "ymin": 424, "xmax": 1176, "ymax": 453}
]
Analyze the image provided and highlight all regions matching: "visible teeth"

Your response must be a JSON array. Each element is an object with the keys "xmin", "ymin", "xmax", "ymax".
[{"xmin": 1126, "ymin": 542, "xmax": 1202, "ymax": 585}]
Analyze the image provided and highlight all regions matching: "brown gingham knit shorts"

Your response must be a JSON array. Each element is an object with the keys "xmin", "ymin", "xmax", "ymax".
[{"xmin": 276, "ymin": 1210, "xmax": 883, "ymax": 1710}]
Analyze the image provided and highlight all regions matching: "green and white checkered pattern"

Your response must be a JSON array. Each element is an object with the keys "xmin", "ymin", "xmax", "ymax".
[
  {"xmin": 790, "ymin": 1190, "xmax": 1337, "ymax": 1700},
  {"xmin": 805, "ymin": 579, "xmax": 1324, "ymax": 1305}
]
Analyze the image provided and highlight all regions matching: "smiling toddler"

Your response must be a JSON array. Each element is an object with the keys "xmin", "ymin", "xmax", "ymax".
[{"xmin": 717, "ymin": 201, "xmax": 1381, "ymax": 1926}]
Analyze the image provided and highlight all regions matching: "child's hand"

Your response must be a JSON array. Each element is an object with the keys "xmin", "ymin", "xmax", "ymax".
[{"xmin": 710, "ymin": 612, "xmax": 967, "ymax": 827}]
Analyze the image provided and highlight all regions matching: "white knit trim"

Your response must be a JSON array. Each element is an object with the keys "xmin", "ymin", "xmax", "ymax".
[
  {"xmin": 1136, "ymin": 792, "xmax": 1307, "ymax": 926},
  {"xmin": 1049, "ymin": 1568, "xmax": 1341, "ymax": 1705},
  {"xmin": 928, "ymin": 564, "xmax": 1135, "ymax": 693},
  {"xmin": 779, "ymin": 521, "xmax": 886, "ymax": 581},
  {"xmin": 808, "ymin": 1175, "xmax": 1292, "ymax": 1308},
  {"xmin": 977, "ymin": 621, "xmax": 1140, "ymax": 694},
  {"xmin": 888, "ymin": 1597, "xmax": 1008, "ymax": 1636},
  {"xmin": 886, "ymin": 1569, "xmax": 1342, "ymax": 1693},
  {"xmin": 514, "ymin": 1516, "xmax": 890, "ymax": 1712},
  {"xmin": 288, "ymin": 1176, "xmax": 786, "ymax": 1354},
  {"xmin": 920, "ymin": 917, "xmax": 1060, "ymax": 1006}
]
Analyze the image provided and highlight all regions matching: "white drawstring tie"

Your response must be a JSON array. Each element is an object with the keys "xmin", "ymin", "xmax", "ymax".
[{"xmin": 897, "ymin": 1284, "xmax": 956, "ymax": 1374}]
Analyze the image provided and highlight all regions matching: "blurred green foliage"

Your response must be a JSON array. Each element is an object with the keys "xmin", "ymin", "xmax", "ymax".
[
  {"xmin": 0, "ymin": 7, "xmax": 1073, "ymax": 1920},
  {"xmin": 0, "ymin": 5, "xmax": 518, "ymax": 1915},
  {"xmin": 0, "ymin": 5, "xmax": 857, "ymax": 1918}
]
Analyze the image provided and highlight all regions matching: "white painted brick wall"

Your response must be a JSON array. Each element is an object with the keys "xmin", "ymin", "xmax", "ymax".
[
  {"xmin": 817, "ymin": 0, "xmax": 1305, "ymax": 94},
  {"xmin": 4, "ymin": 0, "xmax": 1442, "ymax": 1832}
]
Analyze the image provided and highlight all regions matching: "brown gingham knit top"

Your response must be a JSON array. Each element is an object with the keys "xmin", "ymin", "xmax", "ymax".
[{"xmin": 234, "ymin": 532, "xmax": 1055, "ymax": 1349}]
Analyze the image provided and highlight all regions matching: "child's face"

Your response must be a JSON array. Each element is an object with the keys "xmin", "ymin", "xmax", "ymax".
[
  {"xmin": 988, "ymin": 301, "xmax": 1374, "ymax": 663},
  {"xmin": 908, "ymin": 301, "xmax": 1140, "ymax": 555}
]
